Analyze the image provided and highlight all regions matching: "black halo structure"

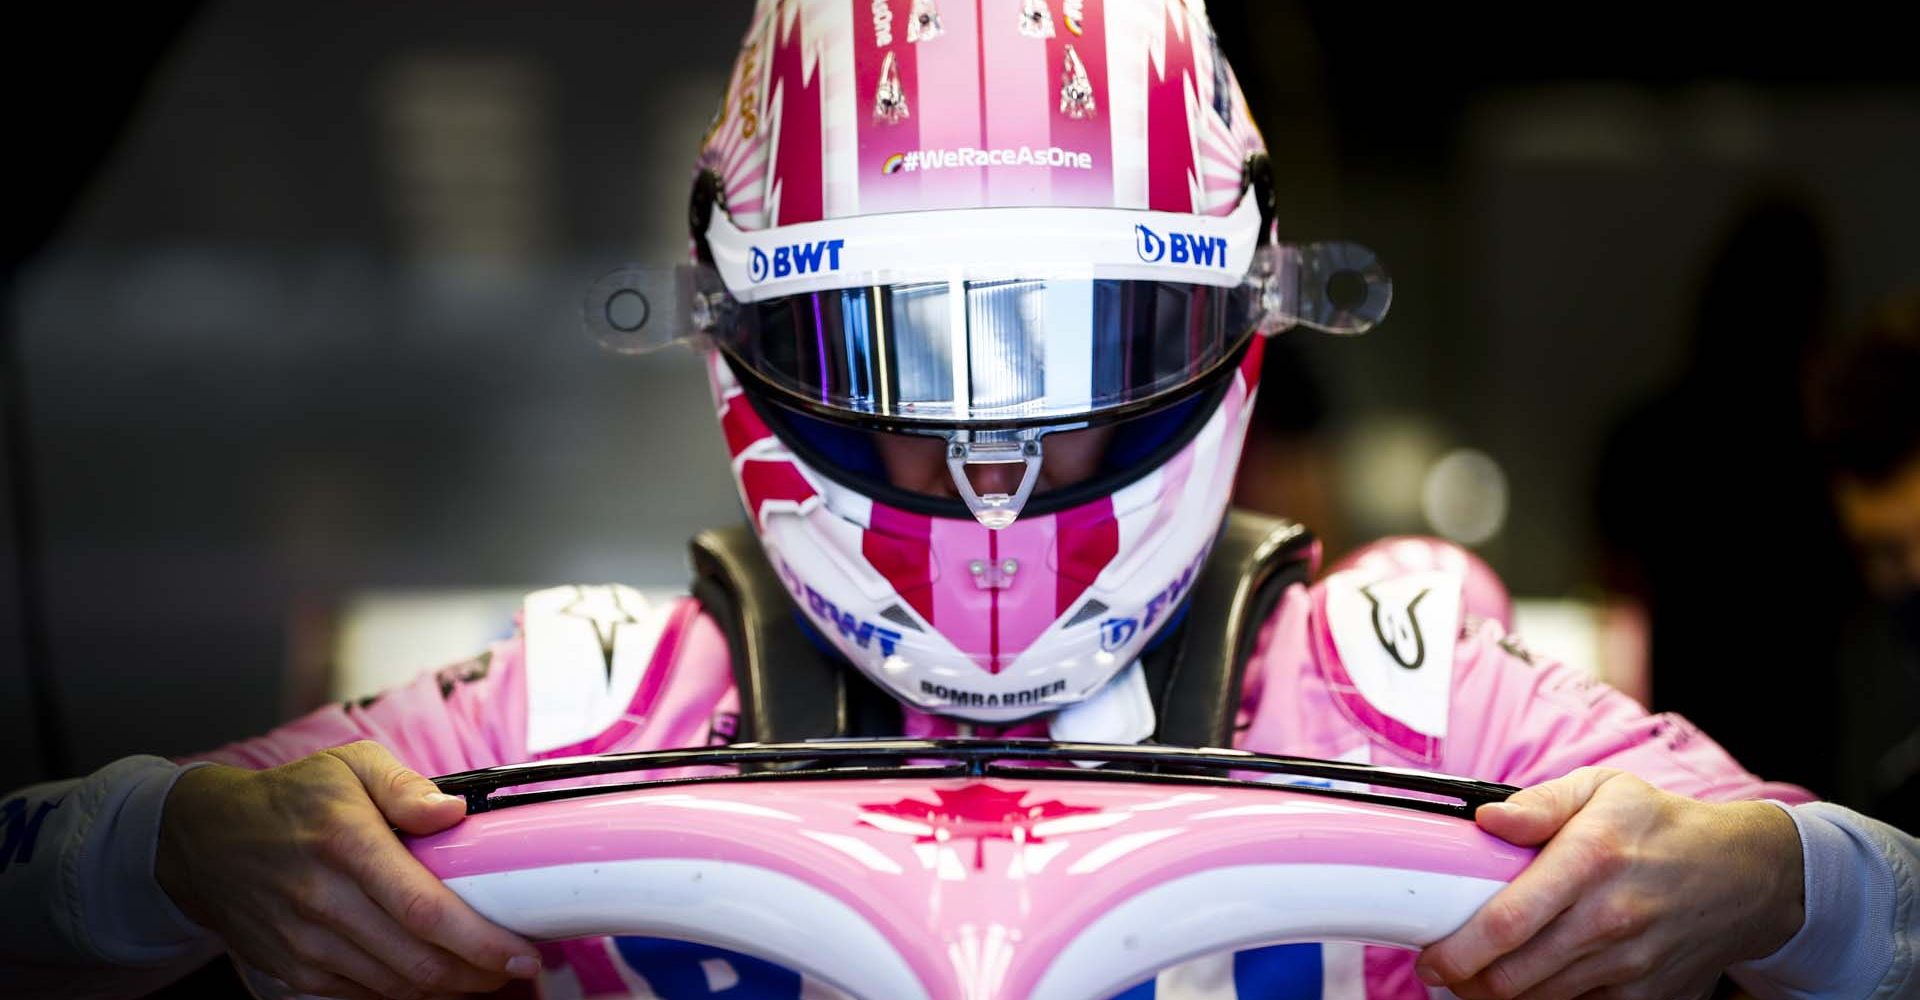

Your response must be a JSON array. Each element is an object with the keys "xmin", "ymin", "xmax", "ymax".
[{"xmin": 432, "ymin": 737, "xmax": 1518, "ymax": 821}]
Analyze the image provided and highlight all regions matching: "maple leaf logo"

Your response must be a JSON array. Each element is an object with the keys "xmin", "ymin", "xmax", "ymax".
[{"xmin": 857, "ymin": 783, "xmax": 1102, "ymax": 869}]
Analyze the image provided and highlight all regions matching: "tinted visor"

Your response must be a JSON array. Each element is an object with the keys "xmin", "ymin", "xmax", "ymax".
[
  {"xmin": 719, "ymin": 277, "xmax": 1260, "ymax": 429},
  {"xmin": 752, "ymin": 372, "xmax": 1228, "ymax": 522}
]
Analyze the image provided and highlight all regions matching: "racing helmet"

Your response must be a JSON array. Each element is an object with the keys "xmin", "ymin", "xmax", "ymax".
[{"xmin": 593, "ymin": 0, "xmax": 1390, "ymax": 723}]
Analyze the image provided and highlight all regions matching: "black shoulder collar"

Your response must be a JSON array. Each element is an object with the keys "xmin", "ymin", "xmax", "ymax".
[
  {"xmin": 688, "ymin": 527, "xmax": 898, "ymax": 745},
  {"xmin": 1140, "ymin": 509, "xmax": 1316, "ymax": 748}
]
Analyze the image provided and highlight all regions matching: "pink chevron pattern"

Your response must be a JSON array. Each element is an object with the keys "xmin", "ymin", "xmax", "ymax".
[
  {"xmin": 698, "ymin": 0, "xmax": 1264, "ymax": 227},
  {"xmin": 708, "ymin": 348, "xmax": 1139, "ymax": 682},
  {"xmin": 1186, "ymin": 6, "xmax": 1258, "ymax": 215},
  {"xmin": 767, "ymin": 2, "xmax": 825, "ymax": 225},
  {"xmin": 863, "ymin": 504, "xmax": 937, "ymax": 622},
  {"xmin": 698, "ymin": 8, "xmax": 778, "ymax": 229},
  {"xmin": 710, "ymin": 354, "xmax": 822, "ymax": 529},
  {"xmin": 1144, "ymin": 1, "xmax": 1196, "ymax": 212},
  {"xmin": 1053, "ymin": 496, "xmax": 1120, "ymax": 616}
]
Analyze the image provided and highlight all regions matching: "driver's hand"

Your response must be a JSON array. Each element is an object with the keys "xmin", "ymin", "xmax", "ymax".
[
  {"xmin": 157, "ymin": 740, "xmax": 542, "ymax": 999},
  {"xmin": 1415, "ymin": 767, "xmax": 1804, "ymax": 1000}
]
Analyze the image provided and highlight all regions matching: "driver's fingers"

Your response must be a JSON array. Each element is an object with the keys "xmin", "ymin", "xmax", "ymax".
[
  {"xmin": 324, "ymin": 741, "xmax": 466, "ymax": 837},
  {"xmin": 1521, "ymin": 951, "xmax": 1646, "ymax": 1000},
  {"xmin": 1446, "ymin": 902, "xmax": 1616, "ymax": 1000},
  {"xmin": 1417, "ymin": 823, "xmax": 1612, "ymax": 984},
  {"xmin": 321, "ymin": 880, "xmax": 514, "ymax": 994},
  {"xmin": 333, "ymin": 817, "xmax": 539, "ymax": 980},
  {"xmin": 1517, "ymin": 940, "xmax": 1711, "ymax": 1000}
]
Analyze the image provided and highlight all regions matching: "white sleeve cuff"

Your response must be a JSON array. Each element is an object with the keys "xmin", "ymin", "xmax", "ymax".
[
  {"xmin": 79, "ymin": 756, "xmax": 219, "ymax": 965},
  {"xmin": 1731, "ymin": 800, "xmax": 1915, "ymax": 1000}
]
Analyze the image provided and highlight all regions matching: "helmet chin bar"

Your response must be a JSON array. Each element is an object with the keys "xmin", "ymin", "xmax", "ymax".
[{"xmin": 946, "ymin": 430, "xmax": 1044, "ymax": 529}]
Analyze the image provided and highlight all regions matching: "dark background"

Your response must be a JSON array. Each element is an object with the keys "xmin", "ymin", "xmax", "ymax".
[{"xmin": 6, "ymin": 2, "xmax": 1917, "ymax": 798}]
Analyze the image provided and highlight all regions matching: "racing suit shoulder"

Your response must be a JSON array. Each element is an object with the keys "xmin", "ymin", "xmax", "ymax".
[
  {"xmin": 188, "ymin": 637, "xmax": 522, "ymax": 777},
  {"xmin": 515, "ymin": 585, "xmax": 737, "ymax": 760},
  {"xmin": 1304, "ymin": 551, "xmax": 1472, "ymax": 768},
  {"xmin": 1441, "ymin": 614, "xmax": 1814, "ymax": 801},
  {"xmin": 191, "ymin": 585, "xmax": 737, "ymax": 776},
  {"xmin": 1242, "ymin": 535, "xmax": 1811, "ymax": 802},
  {"xmin": 519, "ymin": 584, "xmax": 685, "ymax": 756}
]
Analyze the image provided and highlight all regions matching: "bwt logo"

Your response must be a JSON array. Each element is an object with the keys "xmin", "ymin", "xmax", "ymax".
[
  {"xmin": 1141, "ymin": 547, "xmax": 1211, "ymax": 630},
  {"xmin": 803, "ymin": 584, "xmax": 905, "ymax": 657},
  {"xmin": 1134, "ymin": 225, "xmax": 1229, "ymax": 267},
  {"xmin": 748, "ymin": 238, "xmax": 846, "ymax": 283},
  {"xmin": 1093, "ymin": 548, "xmax": 1210, "ymax": 653},
  {"xmin": 1099, "ymin": 617, "xmax": 1138, "ymax": 652}
]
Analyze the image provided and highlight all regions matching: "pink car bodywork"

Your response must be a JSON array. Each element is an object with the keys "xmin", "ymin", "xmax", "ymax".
[{"xmin": 406, "ymin": 742, "xmax": 1534, "ymax": 1000}]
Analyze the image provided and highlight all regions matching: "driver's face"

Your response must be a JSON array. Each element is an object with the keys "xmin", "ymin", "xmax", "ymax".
[{"xmin": 871, "ymin": 425, "xmax": 1116, "ymax": 500}]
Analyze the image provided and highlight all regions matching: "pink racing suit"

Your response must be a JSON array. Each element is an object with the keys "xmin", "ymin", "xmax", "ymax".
[{"xmin": 166, "ymin": 537, "xmax": 1811, "ymax": 1000}]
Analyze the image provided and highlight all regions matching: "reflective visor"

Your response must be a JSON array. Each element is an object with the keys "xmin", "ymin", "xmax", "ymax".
[{"xmin": 717, "ymin": 276, "xmax": 1260, "ymax": 429}]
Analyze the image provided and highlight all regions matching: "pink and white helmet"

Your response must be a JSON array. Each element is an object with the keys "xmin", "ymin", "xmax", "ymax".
[{"xmin": 627, "ymin": 0, "xmax": 1391, "ymax": 723}]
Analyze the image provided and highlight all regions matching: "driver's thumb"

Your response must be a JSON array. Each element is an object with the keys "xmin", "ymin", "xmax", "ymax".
[
  {"xmin": 1474, "ymin": 766, "xmax": 1617, "ymax": 846},
  {"xmin": 327, "ymin": 740, "xmax": 467, "ymax": 835}
]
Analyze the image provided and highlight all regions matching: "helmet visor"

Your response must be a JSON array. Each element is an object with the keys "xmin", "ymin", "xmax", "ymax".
[{"xmin": 717, "ymin": 275, "xmax": 1260, "ymax": 430}]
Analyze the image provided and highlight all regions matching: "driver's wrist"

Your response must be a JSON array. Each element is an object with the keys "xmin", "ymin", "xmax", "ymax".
[
  {"xmin": 70, "ymin": 756, "xmax": 219, "ymax": 961},
  {"xmin": 154, "ymin": 763, "xmax": 225, "ymax": 926},
  {"xmin": 1728, "ymin": 800, "xmax": 1806, "ymax": 961}
]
